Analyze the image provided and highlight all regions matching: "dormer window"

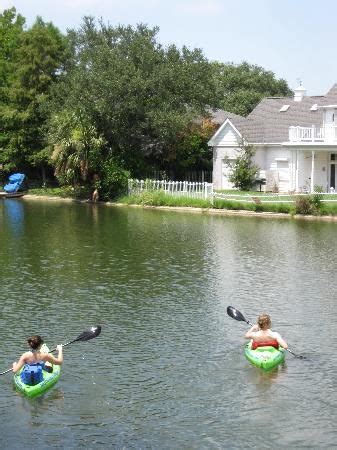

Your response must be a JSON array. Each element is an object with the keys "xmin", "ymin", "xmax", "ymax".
[
  {"xmin": 279, "ymin": 105, "xmax": 290, "ymax": 112},
  {"xmin": 310, "ymin": 104, "xmax": 318, "ymax": 111}
]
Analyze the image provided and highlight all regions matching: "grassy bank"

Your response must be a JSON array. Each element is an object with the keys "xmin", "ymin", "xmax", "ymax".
[
  {"xmin": 29, "ymin": 186, "xmax": 90, "ymax": 198},
  {"xmin": 118, "ymin": 191, "xmax": 337, "ymax": 216},
  {"xmin": 28, "ymin": 187, "xmax": 337, "ymax": 217}
]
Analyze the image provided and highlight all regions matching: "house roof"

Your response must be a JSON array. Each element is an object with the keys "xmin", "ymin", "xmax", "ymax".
[{"xmin": 210, "ymin": 84, "xmax": 337, "ymax": 144}]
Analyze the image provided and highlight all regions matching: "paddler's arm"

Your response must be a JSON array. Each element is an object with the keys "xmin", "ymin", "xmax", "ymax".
[
  {"xmin": 44, "ymin": 345, "xmax": 64, "ymax": 366},
  {"xmin": 245, "ymin": 324, "xmax": 259, "ymax": 339},
  {"xmin": 273, "ymin": 332, "xmax": 288, "ymax": 349},
  {"xmin": 12, "ymin": 353, "xmax": 28, "ymax": 373}
]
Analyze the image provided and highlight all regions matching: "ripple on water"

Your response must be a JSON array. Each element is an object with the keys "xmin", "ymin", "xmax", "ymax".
[{"xmin": 0, "ymin": 205, "xmax": 337, "ymax": 448}]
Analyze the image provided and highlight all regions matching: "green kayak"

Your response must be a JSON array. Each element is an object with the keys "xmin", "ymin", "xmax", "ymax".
[
  {"xmin": 13, "ymin": 345, "xmax": 61, "ymax": 397},
  {"xmin": 244, "ymin": 341, "xmax": 285, "ymax": 370}
]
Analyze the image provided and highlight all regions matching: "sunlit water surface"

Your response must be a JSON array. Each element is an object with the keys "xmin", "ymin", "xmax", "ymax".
[{"xmin": 0, "ymin": 199, "xmax": 336, "ymax": 449}]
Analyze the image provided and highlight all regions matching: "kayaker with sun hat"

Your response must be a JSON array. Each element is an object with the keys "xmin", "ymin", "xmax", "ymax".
[
  {"xmin": 12, "ymin": 335, "xmax": 64, "ymax": 376},
  {"xmin": 245, "ymin": 314, "xmax": 288, "ymax": 350}
]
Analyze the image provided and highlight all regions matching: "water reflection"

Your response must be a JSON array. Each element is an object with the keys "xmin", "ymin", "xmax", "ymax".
[
  {"xmin": 246, "ymin": 363, "xmax": 288, "ymax": 390},
  {"xmin": 4, "ymin": 199, "xmax": 24, "ymax": 235}
]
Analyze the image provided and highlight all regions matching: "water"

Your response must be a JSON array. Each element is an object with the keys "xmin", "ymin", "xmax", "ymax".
[{"xmin": 0, "ymin": 198, "xmax": 336, "ymax": 449}]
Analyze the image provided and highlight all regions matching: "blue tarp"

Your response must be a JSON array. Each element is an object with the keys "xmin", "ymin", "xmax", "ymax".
[{"xmin": 4, "ymin": 173, "xmax": 26, "ymax": 193}]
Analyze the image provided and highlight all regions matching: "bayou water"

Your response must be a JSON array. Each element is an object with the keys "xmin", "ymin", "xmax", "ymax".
[{"xmin": 0, "ymin": 198, "xmax": 336, "ymax": 449}]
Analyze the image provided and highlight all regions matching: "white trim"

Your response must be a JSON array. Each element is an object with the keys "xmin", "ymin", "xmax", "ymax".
[
  {"xmin": 275, "ymin": 157, "xmax": 289, "ymax": 161},
  {"xmin": 311, "ymin": 150, "xmax": 315, "ymax": 192},
  {"xmin": 318, "ymin": 105, "xmax": 337, "ymax": 109},
  {"xmin": 282, "ymin": 142, "xmax": 337, "ymax": 148},
  {"xmin": 208, "ymin": 118, "xmax": 242, "ymax": 146}
]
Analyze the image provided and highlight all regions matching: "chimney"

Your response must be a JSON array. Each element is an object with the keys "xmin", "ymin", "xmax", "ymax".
[{"xmin": 294, "ymin": 82, "xmax": 306, "ymax": 102}]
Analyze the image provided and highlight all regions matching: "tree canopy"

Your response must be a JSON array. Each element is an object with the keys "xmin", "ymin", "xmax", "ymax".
[
  {"xmin": 0, "ymin": 10, "xmax": 68, "ymax": 180},
  {"xmin": 48, "ymin": 18, "xmax": 217, "ymax": 183},
  {"xmin": 212, "ymin": 61, "xmax": 292, "ymax": 116},
  {"xmin": 0, "ymin": 10, "xmax": 293, "ymax": 196}
]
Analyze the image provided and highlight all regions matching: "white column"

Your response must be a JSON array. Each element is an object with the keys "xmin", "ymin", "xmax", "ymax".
[
  {"xmin": 295, "ymin": 149, "xmax": 299, "ymax": 192},
  {"xmin": 310, "ymin": 150, "xmax": 315, "ymax": 192}
]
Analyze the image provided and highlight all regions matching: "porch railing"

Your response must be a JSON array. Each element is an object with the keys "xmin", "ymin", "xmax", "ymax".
[{"xmin": 289, "ymin": 125, "xmax": 337, "ymax": 142}]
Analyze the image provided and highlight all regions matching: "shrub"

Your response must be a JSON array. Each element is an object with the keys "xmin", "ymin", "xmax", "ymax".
[
  {"xmin": 99, "ymin": 159, "xmax": 130, "ymax": 200},
  {"xmin": 295, "ymin": 196, "xmax": 313, "ymax": 215},
  {"xmin": 224, "ymin": 142, "xmax": 258, "ymax": 191},
  {"xmin": 311, "ymin": 185, "xmax": 324, "ymax": 210}
]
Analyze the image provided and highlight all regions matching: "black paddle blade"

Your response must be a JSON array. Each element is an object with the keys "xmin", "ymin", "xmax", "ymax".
[
  {"xmin": 74, "ymin": 325, "xmax": 101, "ymax": 342},
  {"xmin": 50, "ymin": 326, "xmax": 102, "ymax": 352},
  {"xmin": 227, "ymin": 306, "xmax": 248, "ymax": 323}
]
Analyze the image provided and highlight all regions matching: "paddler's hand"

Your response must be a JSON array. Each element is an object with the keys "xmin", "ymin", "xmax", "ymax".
[{"xmin": 56, "ymin": 344, "xmax": 63, "ymax": 352}]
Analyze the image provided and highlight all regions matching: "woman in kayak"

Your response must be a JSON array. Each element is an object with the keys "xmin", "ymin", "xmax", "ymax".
[
  {"xmin": 12, "ymin": 335, "xmax": 63, "ymax": 373},
  {"xmin": 245, "ymin": 314, "xmax": 288, "ymax": 349}
]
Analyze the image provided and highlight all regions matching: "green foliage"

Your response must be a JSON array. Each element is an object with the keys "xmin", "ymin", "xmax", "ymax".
[
  {"xmin": 29, "ymin": 185, "xmax": 90, "ymax": 199},
  {"xmin": 0, "ymin": 13, "xmax": 68, "ymax": 176},
  {"xmin": 212, "ymin": 198, "xmax": 294, "ymax": 214},
  {"xmin": 295, "ymin": 187, "xmax": 325, "ymax": 215},
  {"xmin": 0, "ymin": 8, "xmax": 25, "ymax": 94},
  {"xmin": 319, "ymin": 203, "xmax": 337, "ymax": 216},
  {"xmin": 311, "ymin": 185, "xmax": 324, "ymax": 210},
  {"xmin": 49, "ymin": 110, "xmax": 105, "ymax": 185},
  {"xmin": 212, "ymin": 61, "xmax": 292, "ymax": 116},
  {"xmin": 295, "ymin": 196, "xmax": 313, "ymax": 215},
  {"xmin": 0, "ymin": 12, "xmax": 294, "ymax": 187},
  {"xmin": 119, "ymin": 191, "xmax": 211, "ymax": 208},
  {"xmin": 225, "ymin": 142, "xmax": 258, "ymax": 190},
  {"xmin": 98, "ymin": 158, "xmax": 130, "ymax": 200},
  {"xmin": 171, "ymin": 118, "xmax": 216, "ymax": 177},
  {"xmin": 48, "ymin": 19, "xmax": 217, "ymax": 178}
]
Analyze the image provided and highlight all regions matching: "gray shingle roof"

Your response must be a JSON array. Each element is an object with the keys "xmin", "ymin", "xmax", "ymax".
[{"xmin": 212, "ymin": 84, "xmax": 337, "ymax": 143}]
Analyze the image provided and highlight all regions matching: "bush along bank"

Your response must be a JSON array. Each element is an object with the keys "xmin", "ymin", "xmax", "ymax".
[{"xmin": 117, "ymin": 190, "xmax": 337, "ymax": 216}]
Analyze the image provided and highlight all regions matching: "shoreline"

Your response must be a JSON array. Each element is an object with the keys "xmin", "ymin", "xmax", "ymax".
[{"xmin": 22, "ymin": 194, "xmax": 337, "ymax": 222}]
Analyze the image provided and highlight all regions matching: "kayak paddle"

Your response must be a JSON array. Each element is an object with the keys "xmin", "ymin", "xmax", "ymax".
[
  {"xmin": 227, "ymin": 306, "xmax": 304, "ymax": 359},
  {"xmin": 0, "ymin": 325, "xmax": 102, "ymax": 376},
  {"xmin": 49, "ymin": 325, "xmax": 102, "ymax": 353}
]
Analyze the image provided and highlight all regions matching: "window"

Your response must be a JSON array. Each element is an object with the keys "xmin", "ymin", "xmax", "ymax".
[{"xmin": 276, "ymin": 160, "xmax": 288, "ymax": 169}]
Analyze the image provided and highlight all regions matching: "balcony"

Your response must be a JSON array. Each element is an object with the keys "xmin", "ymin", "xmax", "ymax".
[{"xmin": 289, "ymin": 124, "xmax": 337, "ymax": 142}]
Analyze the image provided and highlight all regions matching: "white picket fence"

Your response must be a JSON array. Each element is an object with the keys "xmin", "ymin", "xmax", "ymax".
[
  {"xmin": 128, "ymin": 179, "xmax": 213, "ymax": 200},
  {"xmin": 128, "ymin": 179, "xmax": 337, "ymax": 204}
]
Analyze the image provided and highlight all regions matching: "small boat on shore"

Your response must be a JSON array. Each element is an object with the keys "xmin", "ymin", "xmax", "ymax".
[
  {"xmin": 0, "ymin": 173, "xmax": 27, "ymax": 199},
  {"xmin": 0, "ymin": 191, "xmax": 25, "ymax": 199}
]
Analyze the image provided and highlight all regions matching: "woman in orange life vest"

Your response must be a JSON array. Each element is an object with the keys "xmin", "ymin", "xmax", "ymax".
[
  {"xmin": 245, "ymin": 314, "xmax": 288, "ymax": 350},
  {"xmin": 12, "ymin": 335, "xmax": 63, "ymax": 374}
]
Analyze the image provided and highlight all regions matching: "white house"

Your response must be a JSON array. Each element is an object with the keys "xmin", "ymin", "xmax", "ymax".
[{"xmin": 208, "ymin": 83, "xmax": 337, "ymax": 193}]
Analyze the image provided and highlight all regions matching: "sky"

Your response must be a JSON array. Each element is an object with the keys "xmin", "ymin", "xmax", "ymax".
[{"xmin": 1, "ymin": 0, "xmax": 337, "ymax": 96}]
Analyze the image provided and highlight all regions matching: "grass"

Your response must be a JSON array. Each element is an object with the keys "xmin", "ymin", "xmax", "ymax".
[
  {"xmin": 118, "ymin": 191, "xmax": 211, "ymax": 209},
  {"xmin": 26, "ymin": 187, "xmax": 337, "ymax": 216},
  {"xmin": 28, "ymin": 186, "xmax": 90, "ymax": 199}
]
